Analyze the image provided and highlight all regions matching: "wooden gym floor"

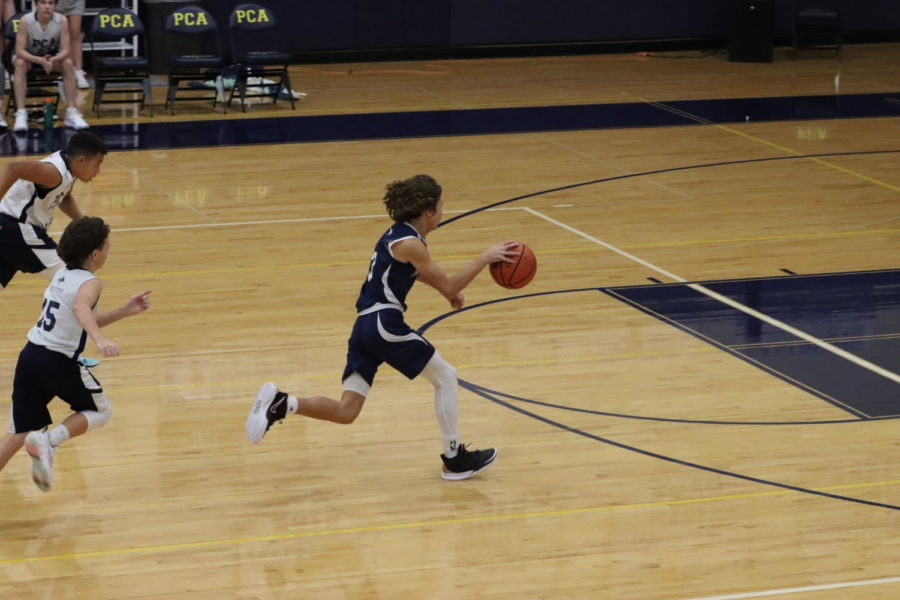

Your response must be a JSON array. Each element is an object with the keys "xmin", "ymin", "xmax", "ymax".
[{"xmin": 0, "ymin": 43, "xmax": 899, "ymax": 599}]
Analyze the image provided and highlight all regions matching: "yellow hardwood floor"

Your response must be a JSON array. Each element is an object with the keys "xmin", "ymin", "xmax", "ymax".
[{"xmin": 0, "ymin": 43, "xmax": 898, "ymax": 599}]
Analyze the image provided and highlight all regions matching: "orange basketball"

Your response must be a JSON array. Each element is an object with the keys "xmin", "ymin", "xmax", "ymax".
[{"xmin": 490, "ymin": 242, "xmax": 537, "ymax": 289}]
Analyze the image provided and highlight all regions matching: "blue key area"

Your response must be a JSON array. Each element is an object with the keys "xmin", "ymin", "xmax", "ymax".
[
  {"xmin": 2, "ymin": 91, "xmax": 898, "ymax": 156},
  {"xmin": 605, "ymin": 270, "xmax": 900, "ymax": 418}
]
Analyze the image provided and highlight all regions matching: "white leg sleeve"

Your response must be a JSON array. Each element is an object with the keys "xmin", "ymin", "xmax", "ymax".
[
  {"xmin": 419, "ymin": 351, "xmax": 460, "ymax": 455},
  {"xmin": 81, "ymin": 394, "xmax": 112, "ymax": 431},
  {"xmin": 6, "ymin": 403, "xmax": 15, "ymax": 434},
  {"xmin": 342, "ymin": 372, "xmax": 371, "ymax": 396},
  {"xmin": 37, "ymin": 252, "xmax": 64, "ymax": 280}
]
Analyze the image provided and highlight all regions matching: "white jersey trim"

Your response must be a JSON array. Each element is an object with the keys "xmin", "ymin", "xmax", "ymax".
[
  {"xmin": 386, "ymin": 235, "xmax": 417, "ymax": 262},
  {"xmin": 357, "ymin": 302, "xmax": 402, "ymax": 316},
  {"xmin": 376, "ymin": 313, "xmax": 426, "ymax": 344}
]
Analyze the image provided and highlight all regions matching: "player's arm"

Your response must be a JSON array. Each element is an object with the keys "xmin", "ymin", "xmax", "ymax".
[
  {"xmin": 95, "ymin": 290, "xmax": 152, "ymax": 328},
  {"xmin": 0, "ymin": 161, "xmax": 63, "ymax": 199},
  {"xmin": 76, "ymin": 284, "xmax": 152, "ymax": 356},
  {"xmin": 73, "ymin": 279, "xmax": 119, "ymax": 357},
  {"xmin": 395, "ymin": 238, "xmax": 517, "ymax": 303},
  {"xmin": 58, "ymin": 193, "xmax": 82, "ymax": 220}
]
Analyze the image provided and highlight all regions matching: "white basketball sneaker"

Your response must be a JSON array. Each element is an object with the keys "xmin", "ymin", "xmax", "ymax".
[
  {"xmin": 24, "ymin": 430, "xmax": 56, "ymax": 491},
  {"xmin": 246, "ymin": 382, "xmax": 288, "ymax": 443},
  {"xmin": 75, "ymin": 69, "xmax": 90, "ymax": 89},
  {"xmin": 13, "ymin": 108, "xmax": 28, "ymax": 132},
  {"xmin": 65, "ymin": 107, "xmax": 89, "ymax": 130}
]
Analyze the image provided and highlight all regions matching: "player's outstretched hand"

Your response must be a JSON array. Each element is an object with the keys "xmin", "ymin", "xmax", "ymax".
[
  {"xmin": 480, "ymin": 241, "xmax": 519, "ymax": 265},
  {"xmin": 125, "ymin": 290, "xmax": 152, "ymax": 316}
]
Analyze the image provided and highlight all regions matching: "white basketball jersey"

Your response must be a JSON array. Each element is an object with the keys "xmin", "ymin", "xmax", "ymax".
[
  {"xmin": 27, "ymin": 268, "xmax": 98, "ymax": 359},
  {"xmin": 0, "ymin": 151, "xmax": 76, "ymax": 229},
  {"xmin": 21, "ymin": 11, "xmax": 62, "ymax": 57}
]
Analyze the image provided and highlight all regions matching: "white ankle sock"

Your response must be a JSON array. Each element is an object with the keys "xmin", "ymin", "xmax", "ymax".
[
  {"xmin": 48, "ymin": 425, "xmax": 70, "ymax": 448},
  {"xmin": 287, "ymin": 396, "xmax": 298, "ymax": 414}
]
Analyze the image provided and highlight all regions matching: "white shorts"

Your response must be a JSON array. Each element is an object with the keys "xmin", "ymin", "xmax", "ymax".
[{"xmin": 56, "ymin": 0, "xmax": 86, "ymax": 17}]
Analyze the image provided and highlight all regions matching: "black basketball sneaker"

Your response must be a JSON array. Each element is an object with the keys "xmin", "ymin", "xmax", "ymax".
[
  {"xmin": 440, "ymin": 444, "xmax": 498, "ymax": 480},
  {"xmin": 246, "ymin": 382, "xmax": 288, "ymax": 443}
]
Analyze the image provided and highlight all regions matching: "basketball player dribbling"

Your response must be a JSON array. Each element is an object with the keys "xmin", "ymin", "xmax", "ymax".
[{"xmin": 246, "ymin": 174, "xmax": 518, "ymax": 480}]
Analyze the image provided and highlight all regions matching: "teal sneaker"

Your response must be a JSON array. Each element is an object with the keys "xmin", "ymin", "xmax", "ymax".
[{"xmin": 78, "ymin": 356, "xmax": 100, "ymax": 368}]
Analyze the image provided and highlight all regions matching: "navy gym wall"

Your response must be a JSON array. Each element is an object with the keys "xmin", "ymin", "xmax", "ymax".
[{"xmin": 186, "ymin": 0, "xmax": 900, "ymax": 56}]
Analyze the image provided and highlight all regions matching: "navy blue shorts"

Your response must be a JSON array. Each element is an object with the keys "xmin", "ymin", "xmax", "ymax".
[
  {"xmin": 341, "ymin": 309, "xmax": 436, "ymax": 386},
  {"xmin": 10, "ymin": 342, "xmax": 103, "ymax": 433},
  {"xmin": 0, "ymin": 213, "xmax": 59, "ymax": 287}
]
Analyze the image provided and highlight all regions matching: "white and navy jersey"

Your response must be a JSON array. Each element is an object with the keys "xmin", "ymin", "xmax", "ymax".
[
  {"xmin": 20, "ymin": 11, "xmax": 63, "ymax": 57},
  {"xmin": 0, "ymin": 151, "xmax": 75, "ymax": 229},
  {"xmin": 355, "ymin": 222, "xmax": 424, "ymax": 314},
  {"xmin": 27, "ymin": 267, "xmax": 97, "ymax": 359}
]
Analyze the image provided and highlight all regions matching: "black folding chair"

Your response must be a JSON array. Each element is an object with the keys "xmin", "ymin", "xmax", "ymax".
[
  {"xmin": 89, "ymin": 6, "xmax": 153, "ymax": 117},
  {"xmin": 164, "ymin": 5, "xmax": 224, "ymax": 115},
  {"xmin": 227, "ymin": 3, "xmax": 295, "ymax": 112},
  {"xmin": 793, "ymin": 0, "xmax": 842, "ymax": 58}
]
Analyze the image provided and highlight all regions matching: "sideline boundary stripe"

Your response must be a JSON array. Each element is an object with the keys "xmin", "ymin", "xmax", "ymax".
[{"xmin": 681, "ymin": 575, "xmax": 900, "ymax": 600}]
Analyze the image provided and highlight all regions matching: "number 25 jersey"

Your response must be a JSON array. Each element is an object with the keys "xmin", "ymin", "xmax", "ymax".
[{"xmin": 28, "ymin": 268, "xmax": 98, "ymax": 359}]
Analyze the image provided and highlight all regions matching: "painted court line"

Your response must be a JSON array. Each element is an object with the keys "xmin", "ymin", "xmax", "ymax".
[
  {"xmin": 682, "ymin": 575, "xmax": 900, "ymax": 600},
  {"xmin": 629, "ymin": 92, "xmax": 900, "ymax": 195},
  {"xmin": 100, "ymin": 206, "xmax": 525, "ymax": 234},
  {"xmin": 523, "ymin": 207, "xmax": 900, "ymax": 386},
  {"xmin": 2, "ymin": 480, "xmax": 897, "ymax": 567}
]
